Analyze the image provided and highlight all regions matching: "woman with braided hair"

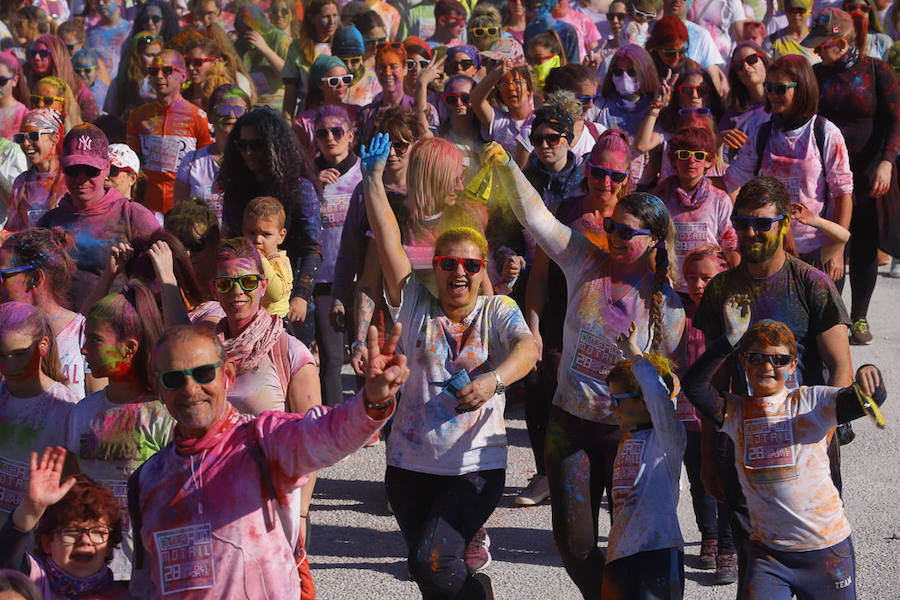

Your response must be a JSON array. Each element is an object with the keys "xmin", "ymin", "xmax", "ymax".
[{"xmin": 487, "ymin": 141, "xmax": 684, "ymax": 599}]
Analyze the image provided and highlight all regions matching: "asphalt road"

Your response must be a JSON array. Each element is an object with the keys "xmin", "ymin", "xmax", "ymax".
[{"xmin": 307, "ymin": 266, "xmax": 900, "ymax": 599}]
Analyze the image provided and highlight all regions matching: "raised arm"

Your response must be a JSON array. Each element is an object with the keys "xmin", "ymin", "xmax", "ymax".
[
  {"xmin": 470, "ymin": 59, "xmax": 511, "ymax": 130},
  {"xmin": 361, "ymin": 133, "xmax": 412, "ymax": 306},
  {"xmin": 414, "ymin": 56, "xmax": 444, "ymax": 139},
  {"xmin": 633, "ymin": 71, "xmax": 673, "ymax": 153}
]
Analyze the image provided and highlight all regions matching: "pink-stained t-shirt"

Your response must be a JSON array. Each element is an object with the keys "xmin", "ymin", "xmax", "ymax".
[
  {"xmin": 499, "ymin": 158, "xmax": 686, "ymax": 424},
  {"xmin": 385, "ymin": 275, "xmax": 532, "ymax": 475},
  {"xmin": 607, "ymin": 358, "xmax": 685, "ymax": 562},
  {"xmin": 657, "ymin": 175, "xmax": 738, "ymax": 293},
  {"xmin": 6, "ymin": 168, "xmax": 67, "ymax": 231},
  {"xmin": 131, "ymin": 396, "xmax": 388, "ymax": 598},
  {"xmin": 0, "ymin": 381, "xmax": 78, "ymax": 521},
  {"xmin": 55, "ymin": 312, "xmax": 89, "ymax": 399},
  {"xmin": 557, "ymin": 7, "xmax": 602, "ymax": 55},
  {"xmin": 723, "ymin": 116, "xmax": 854, "ymax": 255},
  {"xmin": 0, "ymin": 102, "xmax": 28, "ymax": 141},
  {"xmin": 482, "ymin": 106, "xmax": 535, "ymax": 155},
  {"xmin": 721, "ymin": 386, "xmax": 851, "ymax": 551},
  {"xmin": 226, "ymin": 332, "xmax": 315, "ymax": 416}
]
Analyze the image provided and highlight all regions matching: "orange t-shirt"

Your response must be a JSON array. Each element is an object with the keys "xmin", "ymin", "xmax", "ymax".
[{"xmin": 126, "ymin": 97, "xmax": 212, "ymax": 213}]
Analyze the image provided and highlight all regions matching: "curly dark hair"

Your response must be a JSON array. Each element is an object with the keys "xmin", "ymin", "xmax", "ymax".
[
  {"xmin": 129, "ymin": 0, "xmax": 180, "ymax": 43},
  {"xmin": 34, "ymin": 475, "xmax": 124, "ymax": 564},
  {"xmin": 219, "ymin": 106, "xmax": 321, "ymax": 237}
]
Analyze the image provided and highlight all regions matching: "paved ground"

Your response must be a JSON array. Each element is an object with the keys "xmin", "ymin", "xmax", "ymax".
[{"xmin": 308, "ymin": 266, "xmax": 900, "ymax": 599}]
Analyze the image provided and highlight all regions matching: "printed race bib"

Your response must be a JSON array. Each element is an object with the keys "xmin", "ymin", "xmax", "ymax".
[
  {"xmin": 0, "ymin": 457, "xmax": 28, "ymax": 513},
  {"xmin": 674, "ymin": 221, "xmax": 708, "ymax": 254},
  {"xmin": 321, "ymin": 193, "xmax": 352, "ymax": 228},
  {"xmin": 154, "ymin": 523, "xmax": 215, "ymax": 595},
  {"xmin": 612, "ymin": 438, "xmax": 645, "ymax": 511},
  {"xmin": 742, "ymin": 415, "xmax": 798, "ymax": 482},
  {"xmin": 100, "ymin": 480, "xmax": 131, "ymax": 531},
  {"xmin": 571, "ymin": 330, "xmax": 621, "ymax": 381}
]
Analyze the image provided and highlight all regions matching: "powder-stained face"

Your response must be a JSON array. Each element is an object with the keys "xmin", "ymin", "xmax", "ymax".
[
  {"xmin": 433, "ymin": 240, "xmax": 484, "ymax": 313},
  {"xmin": 586, "ymin": 148, "xmax": 629, "ymax": 200},
  {"xmin": 375, "ymin": 52, "xmax": 406, "ymax": 93},
  {"xmin": 606, "ymin": 204, "xmax": 657, "ymax": 266},
  {"xmin": 34, "ymin": 81, "xmax": 65, "ymax": 113},
  {"xmin": 498, "ymin": 71, "xmax": 529, "ymax": 109},
  {"xmin": 683, "ymin": 255, "xmax": 725, "ymax": 306},
  {"xmin": 0, "ymin": 64, "xmax": 16, "ymax": 99},
  {"xmin": 185, "ymin": 47, "xmax": 217, "ymax": 86},
  {"xmin": 214, "ymin": 257, "xmax": 267, "ymax": 326},
  {"xmin": 735, "ymin": 203, "xmax": 786, "ymax": 264},
  {"xmin": 29, "ymin": 42, "xmax": 53, "ymax": 76},
  {"xmin": 18, "ymin": 122, "xmax": 57, "ymax": 167},
  {"xmin": 739, "ymin": 340, "xmax": 798, "ymax": 397},
  {"xmin": 0, "ymin": 329, "xmax": 44, "ymax": 380},
  {"xmin": 532, "ymin": 122, "xmax": 568, "ymax": 168},
  {"xmin": 82, "ymin": 318, "xmax": 134, "ymax": 379}
]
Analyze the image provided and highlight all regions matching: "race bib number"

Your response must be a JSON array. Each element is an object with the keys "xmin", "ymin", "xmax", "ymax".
[
  {"xmin": 571, "ymin": 330, "xmax": 621, "ymax": 381},
  {"xmin": 143, "ymin": 135, "xmax": 195, "ymax": 173},
  {"xmin": 0, "ymin": 457, "xmax": 28, "ymax": 513},
  {"xmin": 100, "ymin": 480, "xmax": 131, "ymax": 531},
  {"xmin": 154, "ymin": 523, "xmax": 215, "ymax": 595},
  {"xmin": 674, "ymin": 221, "xmax": 708, "ymax": 254},
  {"xmin": 743, "ymin": 416, "xmax": 796, "ymax": 471},
  {"xmin": 321, "ymin": 193, "xmax": 351, "ymax": 228},
  {"xmin": 612, "ymin": 438, "xmax": 645, "ymax": 510}
]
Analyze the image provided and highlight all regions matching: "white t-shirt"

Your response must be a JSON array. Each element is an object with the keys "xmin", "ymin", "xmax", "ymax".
[
  {"xmin": 686, "ymin": 0, "xmax": 747, "ymax": 61},
  {"xmin": 721, "ymin": 386, "xmax": 851, "ymax": 551},
  {"xmin": 482, "ymin": 106, "xmax": 536, "ymax": 155},
  {"xmin": 226, "ymin": 333, "xmax": 315, "ymax": 416},
  {"xmin": 175, "ymin": 145, "xmax": 223, "ymax": 222},
  {"xmin": 56, "ymin": 313, "xmax": 88, "ymax": 399},
  {"xmin": 386, "ymin": 275, "xmax": 532, "ymax": 475},
  {"xmin": 685, "ymin": 20, "xmax": 726, "ymax": 68},
  {"xmin": 0, "ymin": 381, "xmax": 78, "ymax": 520},
  {"xmin": 607, "ymin": 358, "xmax": 686, "ymax": 562},
  {"xmin": 65, "ymin": 390, "xmax": 175, "ymax": 580}
]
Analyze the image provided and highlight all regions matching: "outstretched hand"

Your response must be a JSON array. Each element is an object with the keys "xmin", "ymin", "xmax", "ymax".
[
  {"xmin": 360, "ymin": 132, "xmax": 392, "ymax": 177},
  {"xmin": 615, "ymin": 321, "xmax": 642, "ymax": 361},
  {"xmin": 363, "ymin": 323, "xmax": 409, "ymax": 410},
  {"xmin": 724, "ymin": 294, "xmax": 752, "ymax": 346},
  {"xmin": 481, "ymin": 141, "xmax": 510, "ymax": 166},
  {"xmin": 29, "ymin": 446, "xmax": 76, "ymax": 511}
]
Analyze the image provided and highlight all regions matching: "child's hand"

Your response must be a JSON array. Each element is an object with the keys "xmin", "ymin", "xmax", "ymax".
[
  {"xmin": 360, "ymin": 132, "xmax": 391, "ymax": 177},
  {"xmin": 790, "ymin": 202, "xmax": 817, "ymax": 227},
  {"xmin": 27, "ymin": 446, "xmax": 76, "ymax": 512},
  {"xmin": 615, "ymin": 321, "xmax": 642, "ymax": 360},
  {"xmin": 724, "ymin": 294, "xmax": 751, "ymax": 346},
  {"xmin": 856, "ymin": 365, "xmax": 881, "ymax": 396},
  {"xmin": 721, "ymin": 129, "xmax": 747, "ymax": 150},
  {"xmin": 481, "ymin": 141, "xmax": 509, "ymax": 165}
]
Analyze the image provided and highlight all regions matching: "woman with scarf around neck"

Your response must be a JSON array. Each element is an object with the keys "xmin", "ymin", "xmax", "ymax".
[
  {"xmin": 64, "ymin": 281, "xmax": 172, "ymax": 585},
  {"xmin": 723, "ymin": 54, "xmax": 854, "ymax": 279},
  {"xmin": 487, "ymin": 140, "xmax": 685, "ymax": 599},
  {"xmin": 808, "ymin": 7, "xmax": 900, "ymax": 346},
  {"xmin": 0, "ymin": 447, "xmax": 127, "ymax": 600},
  {"xmin": 594, "ymin": 44, "xmax": 660, "ymax": 191},
  {"xmin": 516, "ymin": 130, "xmax": 633, "ymax": 507},
  {"xmin": 5, "ymin": 109, "xmax": 66, "ymax": 233}
]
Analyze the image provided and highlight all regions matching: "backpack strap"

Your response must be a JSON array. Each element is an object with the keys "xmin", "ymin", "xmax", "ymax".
[
  {"xmin": 585, "ymin": 121, "xmax": 602, "ymax": 142},
  {"xmin": 272, "ymin": 332, "xmax": 293, "ymax": 403},
  {"xmin": 126, "ymin": 461, "xmax": 147, "ymax": 570}
]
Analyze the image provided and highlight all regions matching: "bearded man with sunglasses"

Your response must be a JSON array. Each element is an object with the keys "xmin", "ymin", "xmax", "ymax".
[
  {"xmin": 128, "ymin": 323, "xmax": 406, "ymax": 598},
  {"xmin": 37, "ymin": 124, "xmax": 160, "ymax": 310},
  {"xmin": 126, "ymin": 50, "xmax": 212, "ymax": 215},
  {"xmin": 693, "ymin": 175, "xmax": 853, "ymax": 596}
]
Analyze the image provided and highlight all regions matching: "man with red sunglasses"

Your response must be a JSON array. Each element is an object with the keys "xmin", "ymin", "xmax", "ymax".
[
  {"xmin": 126, "ymin": 50, "xmax": 212, "ymax": 215},
  {"xmin": 426, "ymin": 0, "xmax": 468, "ymax": 48}
]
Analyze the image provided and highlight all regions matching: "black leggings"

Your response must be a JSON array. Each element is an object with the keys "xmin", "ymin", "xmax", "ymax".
[
  {"xmin": 846, "ymin": 194, "xmax": 879, "ymax": 321},
  {"xmin": 545, "ymin": 406, "xmax": 623, "ymax": 600},
  {"xmin": 385, "ymin": 466, "xmax": 505, "ymax": 600},
  {"xmin": 524, "ymin": 348, "xmax": 561, "ymax": 476},
  {"xmin": 684, "ymin": 430, "xmax": 734, "ymax": 552}
]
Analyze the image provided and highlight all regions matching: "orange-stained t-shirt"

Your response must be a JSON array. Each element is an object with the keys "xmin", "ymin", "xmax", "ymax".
[{"xmin": 126, "ymin": 97, "xmax": 213, "ymax": 214}]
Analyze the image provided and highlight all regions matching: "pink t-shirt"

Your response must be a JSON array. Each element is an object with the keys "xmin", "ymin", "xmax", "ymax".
[
  {"xmin": 227, "ymin": 332, "xmax": 315, "ymax": 416},
  {"xmin": 0, "ymin": 102, "xmax": 28, "ymax": 141},
  {"xmin": 557, "ymin": 8, "xmax": 602, "ymax": 54}
]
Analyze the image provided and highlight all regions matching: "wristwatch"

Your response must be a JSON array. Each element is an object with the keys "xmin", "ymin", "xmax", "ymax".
[{"xmin": 491, "ymin": 369, "xmax": 505, "ymax": 396}]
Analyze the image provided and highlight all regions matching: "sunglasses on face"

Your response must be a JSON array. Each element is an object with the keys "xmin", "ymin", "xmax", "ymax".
[
  {"xmin": 844, "ymin": 2, "xmax": 869, "ymax": 11},
  {"xmin": 743, "ymin": 352, "xmax": 794, "ymax": 367},
  {"xmin": 185, "ymin": 57, "xmax": 217, "ymax": 68},
  {"xmin": 325, "ymin": 74, "xmax": 353, "ymax": 87},
  {"xmin": 318, "ymin": 15, "xmax": 338, "ymax": 24},
  {"xmin": 144, "ymin": 14, "xmax": 163, "ymax": 24},
  {"xmin": 444, "ymin": 92, "xmax": 471, "ymax": 105},
  {"xmin": 469, "ymin": 26, "xmax": 499, "ymax": 36},
  {"xmin": 589, "ymin": 162, "xmax": 629, "ymax": 184},
  {"xmin": 407, "ymin": 58, "xmax": 430, "ymax": 69},
  {"xmin": 157, "ymin": 362, "xmax": 223, "ymax": 390},
  {"xmin": 147, "ymin": 65, "xmax": 181, "ymax": 77},
  {"xmin": 214, "ymin": 103, "xmax": 247, "ymax": 118},
  {"xmin": 315, "ymin": 126, "xmax": 345, "ymax": 140},
  {"xmin": 0, "ymin": 265, "xmax": 36, "ymax": 283},
  {"xmin": 610, "ymin": 392, "xmax": 639, "ymax": 407},
  {"xmin": 611, "ymin": 66, "xmax": 636, "ymax": 77},
  {"xmin": 447, "ymin": 59, "xmax": 474, "ymax": 71},
  {"xmin": 391, "ymin": 139, "xmax": 411, "ymax": 155},
  {"xmin": 374, "ymin": 40, "xmax": 404, "ymax": 52},
  {"xmin": 576, "ymin": 93, "xmax": 603, "ymax": 106},
  {"xmin": 674, "ymin": 149, "xmax": 709, "ymax": 162},
  {"xmin": 63, "ymin": 164, "xmax": 101, "ymax": 178},
  {"xmin": 0, "ymin": 75, "xmax": 12, "ymax": 86},
  {"xmin": 440, "ymin": 15, "xmax": 466, "ymax": 25},
  {"xmin": 678, "ymin": 84, "xmax": 709, "ymax": 97},
  {"xmin": 27, "ymin": 49, "xmax": 51, "ymax": 59},
  {"xmin": 74, "ymin": 67, "xmax": 95, "ymax": 76},
  {"xmin": 433, "ymin": 255, "xmax": 486, "ymax": 273},
  {"xmin": 815, "ymin": 38, "xmax": 844, "ymax": 52},
  {"xmin": 108, "ymin": 164, "xmax": 128, "ymax": 177},
  {"xmin": 763, "ymin": 81, "xmax": 797, "ymax": 95},
  {"xmin": 13, "ymin": 129, "xmax": 53, "ymax": 144},
  {"xmin": 608, "ymin": 11, "xmax": 628, "ymax": 20},
  {"xmin": 730, "ymin": 214, "xmax": 785, "ymax": 231},
  {"xmin": 530, "ymin": 132, "xmax": 566, "ymax": 147},
  {"xmin": 213, "ymin": 273, "xmax": 264, "ymax": 294},
  {"xmin": 603, "ymin": 216, "xmax": 652, "ymax": 240},
  {"xmin": 30, "ymin": 94, "xmax": 64, "ymax": 107},
  {"xmin": 731, "ymin": 52, "xmax": 764, "ymax": 71},
  {"xmin": 58, "ymin": 526, "xmax": 111, "ymax": 545},
  {"xmin": 632, "ymin": 6, "xmax": 656, "ymax": 21},
  {"xmin": 786, "ymin": 5, "xmax": 807, "ymax": 14},
  {"xmin": 660, "ymin": 44, "xmax": 688, "ymax": 56},
  {"xmin": 677, "ymin": 106, "xmax": 711, "ymax": 116},
  {"xmin": 271, "ymin": 7, "xmax": 291, "ymax": 16},
  {"xmin": 235, "ymin": 137, "xmax": 265, "ymax": 153},
  {"xmin": 365, "ymin": 36, "xmax": 387, "ymax": 46}
]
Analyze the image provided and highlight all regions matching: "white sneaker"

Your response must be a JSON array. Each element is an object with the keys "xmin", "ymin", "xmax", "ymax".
[
  {"xmin": 515, "ymin": 474, "xmax": 550, "ymax": 506},
  {"xmin": 890, "ymin": 258, "xmax": 900, "ymax": 278}
]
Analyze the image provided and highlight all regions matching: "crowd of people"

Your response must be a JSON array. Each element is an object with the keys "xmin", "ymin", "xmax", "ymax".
[{"xmin": 0, "ymin": 0, "xmax": 895, "ymax": 597}]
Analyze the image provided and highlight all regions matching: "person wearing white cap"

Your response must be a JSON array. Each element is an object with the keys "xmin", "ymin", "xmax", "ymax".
[{"xmin": 106, "ymin": 143, "xmax": 140, "ymax": 199}]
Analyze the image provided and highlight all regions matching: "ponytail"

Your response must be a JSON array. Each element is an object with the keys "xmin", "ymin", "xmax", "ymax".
[
  {"xmin": 850, "ymin": 10, "xmax": 868, "ymax": 53},
  {"xmin": 651, "ymin": 239, "xmax": 669, "ymax": 352}
]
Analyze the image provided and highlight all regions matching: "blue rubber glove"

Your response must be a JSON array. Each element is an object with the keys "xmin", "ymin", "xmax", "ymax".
[{"xmin": 360, "ymin": 131, "xmax": 392, "ymax": 176}]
